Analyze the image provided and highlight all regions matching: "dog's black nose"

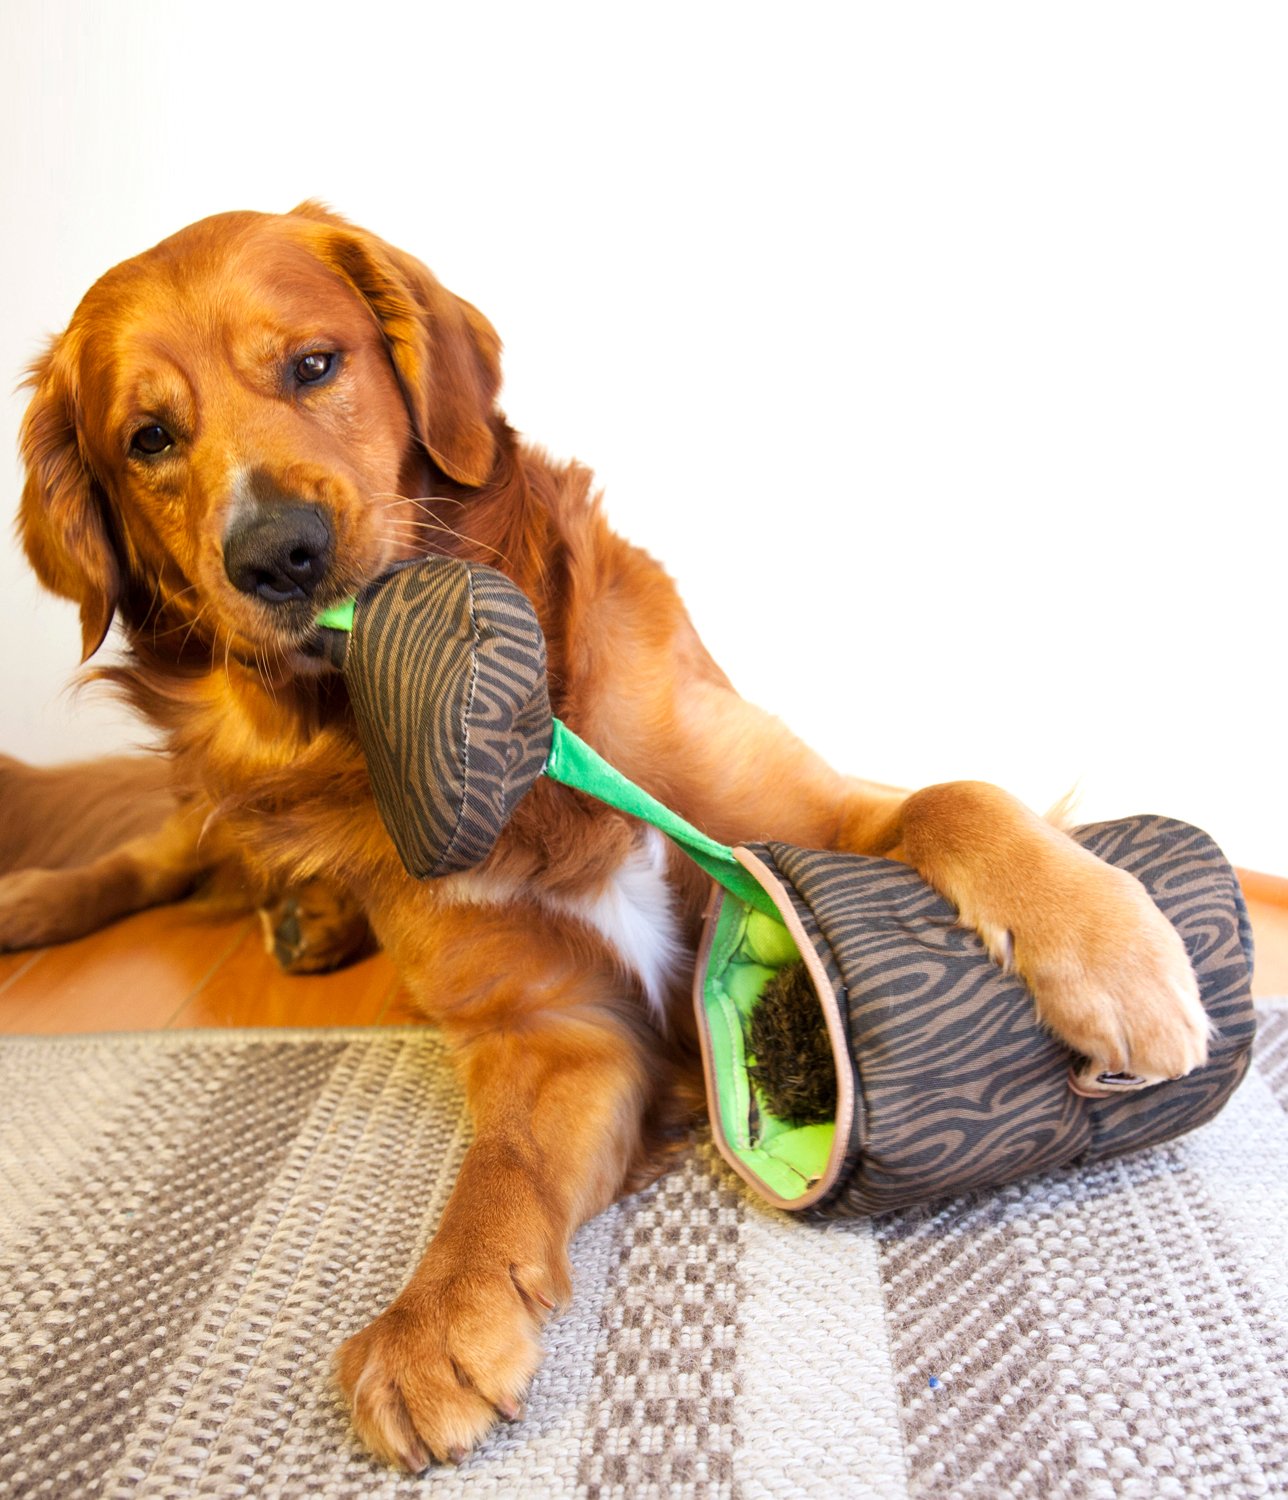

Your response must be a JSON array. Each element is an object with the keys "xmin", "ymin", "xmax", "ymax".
[{"xmin": 223, "ymin": 503, "xmax": 333, "ymax": 604}]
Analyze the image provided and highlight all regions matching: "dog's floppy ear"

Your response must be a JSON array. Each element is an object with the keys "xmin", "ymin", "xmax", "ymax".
[
  {"xmin": 293, "ymin": 202, "xmax": 502, "ymax": 488},
  {"xmin": 18, "ymin": 337, "xmax": 121, "ymax": 661}
]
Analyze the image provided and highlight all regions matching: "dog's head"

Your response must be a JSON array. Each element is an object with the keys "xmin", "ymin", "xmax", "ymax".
[{"xmin": 17, "ymin": 203, "xmax": 502, "ymax": 669}]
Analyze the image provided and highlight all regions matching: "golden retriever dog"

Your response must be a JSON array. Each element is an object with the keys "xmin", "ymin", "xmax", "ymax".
[{"xmin": 10, "ymin": 204, "xmax": 1209, "ymax": 1469}]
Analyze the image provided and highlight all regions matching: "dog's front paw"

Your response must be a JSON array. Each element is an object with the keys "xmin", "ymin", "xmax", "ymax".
[
  {"xmin": 336, "ymin": 1253, "xmax": 564, "ymax": 1470},
  {"xmin": 1011, "ymin": 854, "xmax": 1209, "ymax": 1095}
]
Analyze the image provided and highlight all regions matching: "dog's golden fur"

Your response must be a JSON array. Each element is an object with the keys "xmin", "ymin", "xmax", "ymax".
[
  {"xmin": 0, "ymin": 753, "xmax": 371, "ymax": 970},
  {"xmin": 0, "ymin": 753, "xmax": 217, "ymax": 946},
  {"xmin": 8, "ymin": 204, "xmax": 1209, "ymax": 1469},
  {"xmin": 0, "ymin": 753, "xmax": 175, "ymax": 874}
]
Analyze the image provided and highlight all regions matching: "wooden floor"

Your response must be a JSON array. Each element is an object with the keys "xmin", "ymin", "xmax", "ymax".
[
  {"xmin": 0, "ymin": 907, "xmax": 419, "ymax": 1035},
  {"xmin": 2, "ymin": 885, "xmax": 1286, "ymax": 1036}
]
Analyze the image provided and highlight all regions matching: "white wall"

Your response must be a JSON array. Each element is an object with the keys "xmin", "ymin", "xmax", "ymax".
[{"xmin": 2, "ymin": 2, "xmax": 1284, "ymax": 871}]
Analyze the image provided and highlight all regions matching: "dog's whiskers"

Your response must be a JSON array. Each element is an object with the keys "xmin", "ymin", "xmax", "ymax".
[
  {"xmin": 147, "ymin": 597, "xmax": 210, "ymax": 650},
  {"xmin": 144, "ymin": 571, "xmax": 165, "ymax": 633},
  {"xmin": 254, "ymin": 645, "xmax": 274, "ymax": 704},
  {"xmin": 370, "ymin": 490, "xmax": 512, "ymax": 566},
  {"xmin": 175, "ymin": 603, "xmax": 213, "ymax": 656},
  {"xmin": 374, "ymin": 512, "xmax": 513, "ymax": 571},
  {"xmin": 372, "ymin": 491, "xmax": 468, "ymax": 510},
  {"xmin": 375, "ymin": 532, "xmax": 442, "ymax": 562},
  {"xmin": 145, "ymin": 582, "xmax": 203, "ymax": 646}
]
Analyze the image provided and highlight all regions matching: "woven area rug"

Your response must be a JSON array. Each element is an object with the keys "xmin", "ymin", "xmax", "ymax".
[{"xmin": 2, "ymin": 1005, "xmax": 1286, "ymax": 1500}]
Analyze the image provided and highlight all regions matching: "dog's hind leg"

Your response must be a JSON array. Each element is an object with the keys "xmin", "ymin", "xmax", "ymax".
[{"xmin": 0, "ymin": 801, "xmax": 214, "ymax": 950}]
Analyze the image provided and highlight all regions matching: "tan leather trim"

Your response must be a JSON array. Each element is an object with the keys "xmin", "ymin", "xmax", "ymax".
[{"xmin": 691, "ymin": 852, "xmax": 857, "ymax": 1212}]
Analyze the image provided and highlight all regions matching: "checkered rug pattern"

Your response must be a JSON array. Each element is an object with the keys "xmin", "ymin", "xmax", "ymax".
[{"xmin": 2, "ymin": 1005, "xmax": 1286, "ymax": 1498}]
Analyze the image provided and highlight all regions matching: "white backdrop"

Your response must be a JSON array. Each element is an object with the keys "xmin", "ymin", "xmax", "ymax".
[{"xmin": 2, "ymin": 2, "xmax": 1284, "ymax": 872}]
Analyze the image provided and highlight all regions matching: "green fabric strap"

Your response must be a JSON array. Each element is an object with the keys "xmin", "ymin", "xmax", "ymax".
[
  {"xmin": 315, "ymin": 598, "xmax": 356, "ymax": 632},
  {"xmin": 545, "ymin": 720, "xmax": 777, "ymax": 918}
]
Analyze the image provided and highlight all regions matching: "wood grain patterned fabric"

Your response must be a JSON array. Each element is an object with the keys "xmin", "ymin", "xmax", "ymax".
[
  {"xmin": 732, "ymin": 817, "xmax": 1256, "ymax": 1215},
  {"xmin": 1, "ymin": 1016, "xmax": 1285, "ymax": 1498},
  {"xmin": 343, "ymin": 559, "xmax": 551, "ymax": 878}
]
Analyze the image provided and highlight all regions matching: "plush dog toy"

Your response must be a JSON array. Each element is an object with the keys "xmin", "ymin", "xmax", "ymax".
[{"xmin": 317, "ymin": 559, "xmax": 1256, "ymax": 1217}]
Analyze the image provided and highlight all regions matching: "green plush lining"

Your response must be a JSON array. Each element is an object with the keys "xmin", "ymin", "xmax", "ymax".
[{"xmin": 703, "ymin": 896, "xmax": 836, "ymax": 1202}]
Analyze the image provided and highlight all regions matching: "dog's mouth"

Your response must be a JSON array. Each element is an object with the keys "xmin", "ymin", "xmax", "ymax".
[
  {"xmin": 216, "ymin": 604, "xmax": 353, "ymax": 683},
  {"xmin": 297, "ymin": 560, "xmax": 419, "ymax": 674},
  {"xmin": 222, "ymin": 554, "xmax": 410, "ymax": 682},
  {"xmin": 253, "ymin": 582, "xmax": 365, "ymax": 678},
  {"xmin": 221, "ymin": 552, "xmax": 378, "ymax": 678},
  {"xmin": 299, "ymin": 623, "xmax": 351, "ymax": 671},
  {"xmin": 255, "ymin": 614, "xmax": 353, "ymax": 678}
]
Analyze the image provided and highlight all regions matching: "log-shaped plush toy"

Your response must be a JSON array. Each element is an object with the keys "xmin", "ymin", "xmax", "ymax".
[{"xmin": 317, "ymin": 559, "xmax": 1256, "ymax": 1217}]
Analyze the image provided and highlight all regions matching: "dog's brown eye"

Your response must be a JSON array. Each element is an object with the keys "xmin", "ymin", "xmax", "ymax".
[
  {"xmin": 296, "ymin": 352, "xmax": 334, "ymax": 384},
  {"xmin": 130, "ymin": 424, "xmax": 173, "ymax": 456}
]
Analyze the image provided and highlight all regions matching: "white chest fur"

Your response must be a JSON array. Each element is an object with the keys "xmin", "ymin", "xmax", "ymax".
[
  {"xmin": 439, "ymin": 827, "xmax": 685, "ymax": 1019},
  {"xmin": 547, "ymin": 827, "xmax": 685, "ymax": 1018}
]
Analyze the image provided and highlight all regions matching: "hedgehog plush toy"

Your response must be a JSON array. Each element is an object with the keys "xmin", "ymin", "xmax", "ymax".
[{"xmin": 317, "ymin": 559, "xmax": 1256, "ymax": 1217}]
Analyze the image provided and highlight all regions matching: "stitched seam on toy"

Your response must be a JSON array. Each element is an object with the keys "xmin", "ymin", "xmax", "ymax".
[{"xmin": 431, "ymin": 566, "xmax": 483, "ymax": 877}]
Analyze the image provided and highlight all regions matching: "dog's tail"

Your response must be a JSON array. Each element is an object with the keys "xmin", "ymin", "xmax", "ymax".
[{"xmin": 1044, "ymin": 782, "xmax": 1084, "ymax": 832}]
